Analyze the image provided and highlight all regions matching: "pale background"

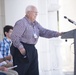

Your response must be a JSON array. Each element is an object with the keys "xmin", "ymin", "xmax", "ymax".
[{"xmin": 0, "ymin": 0, "xmax": 75, "ymax": 75}]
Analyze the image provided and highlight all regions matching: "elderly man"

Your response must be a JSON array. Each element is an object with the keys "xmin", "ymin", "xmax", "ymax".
[{"xmin": 11, "ymin": 5, "xmax": 62, "ymax": 75}]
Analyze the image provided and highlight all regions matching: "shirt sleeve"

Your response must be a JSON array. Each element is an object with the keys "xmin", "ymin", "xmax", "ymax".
[
  {"xmin": 0, "ymin": 42, "xmax": 1, "ymax": 51},
  {"xmin": 0, "ymin": 42, "xmax": 3, "ymax": 52},
  {"xmin": 0, "ymin": 41, "xmax": 4, "ymax": 57},
  {"xmin": 11, "ymin": 20, "xmax": 26, "ymax": 49},
  {"xmin": 37, "ymin": 23, "xmax": 60, "ymax": 38},
  {"xmin": 0, "ymin": 51, "xmax": 3, "ymax": 58}
]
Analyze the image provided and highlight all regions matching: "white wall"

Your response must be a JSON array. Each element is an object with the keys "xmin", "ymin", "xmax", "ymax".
[
  {"xmin": 59, "ymin": 0, "xmax": 76, "ymax": 32},
  {"xmin": 0, "ymin": 0, "xmax": 5, "ymax": 40},
  {"xmin": 5, "ymin": 0, "xmax": 38, "ymax": 25}
]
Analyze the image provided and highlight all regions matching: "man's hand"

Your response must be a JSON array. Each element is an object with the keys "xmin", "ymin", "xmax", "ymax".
[
  {"xmin": 0, "ymin": 58, "xmax": 4, "ymax": 63},
  {"xmin": 19, "ymin": 48, "xmax": 26, "ymax": 55},
  {"xmin": 0, "ymin": 66, "xmax": 8, "ymax": 71},
  {"xmin": 0, "ymin": 55, "xmax": 12, "ymax": 63},
  {"xmin": 58, "ymin": 32, "xmax": 66, "ymax": 36}
]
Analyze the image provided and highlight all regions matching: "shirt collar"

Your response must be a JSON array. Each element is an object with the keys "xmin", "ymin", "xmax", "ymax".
[
  {"xmin": 24, "ymin": 16, "xmax": 36, "ymax": 27},
  {"xmin": 3, "ymin": 37, "xmax": 12, "ymax": 44}
]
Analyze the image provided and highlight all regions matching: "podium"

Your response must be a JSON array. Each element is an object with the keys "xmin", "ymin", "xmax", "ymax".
[{"xmin": 61, "ymin": 29, "xmax": 76, "ymax": 75}]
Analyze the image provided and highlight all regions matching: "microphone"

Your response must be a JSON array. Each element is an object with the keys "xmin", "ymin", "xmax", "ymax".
[{"xmin": 64, "ymin": 16, "xmax": 76, "ymax": 25}]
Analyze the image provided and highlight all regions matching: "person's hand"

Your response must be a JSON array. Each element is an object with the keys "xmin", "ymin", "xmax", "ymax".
[
  {"xmin": 58, "ymin": 32, "xmax": 66, "ymax": 36},
  {"xmin": 0, "ymin": 66, "xmax": 8, "ymax": 71},
  {"xmin": 5, "ymin": 60, "xmax": 13, "ymax": 67},
  {"xmin": 19, "ymin": 48, "xmax": 26, "ymax": 55},
  {"xmin": 0, "ymin": 58, "xmax": 4, "ymax": 63}
]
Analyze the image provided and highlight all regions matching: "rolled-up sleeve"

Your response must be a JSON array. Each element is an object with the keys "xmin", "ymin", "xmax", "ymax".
[
  {"xmin": 37, "ymin": 24, "xmax": 60, "ymax": 38},
  {"xmin": 11, "ymin": 20, "xmax": 26, "ymax": 49}
]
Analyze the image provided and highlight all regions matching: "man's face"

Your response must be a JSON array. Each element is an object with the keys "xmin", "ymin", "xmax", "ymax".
[
  {"xmin": 5, "ymin": 29, "xmax": 13, "ymax": 39},
  {"xmin": 28, "ymin": 8, "xmax": 38, "ymax": 22}
]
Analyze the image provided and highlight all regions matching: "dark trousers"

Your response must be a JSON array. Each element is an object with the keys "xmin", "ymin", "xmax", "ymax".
[
  {"xmin": 11, "ymin": 43, "xmax": 39, "ymax": 75},
  {"xmin": 0, "ymin": 72, "xmax": 6, "ymax": 75}
]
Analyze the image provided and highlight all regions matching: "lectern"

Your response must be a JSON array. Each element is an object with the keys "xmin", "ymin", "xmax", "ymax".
[{"xmin": 61, "ymin": 29, "xmax": 76, "ymax": 75}]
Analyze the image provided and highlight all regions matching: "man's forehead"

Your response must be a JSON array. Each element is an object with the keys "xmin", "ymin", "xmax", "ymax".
[
  {"xmin": 31, "ymin": 7, "xmax": 38, "ymax": 12},
  {"xmin": 9, "ymin": 29, "xmax": 13, "ymax": 32}
]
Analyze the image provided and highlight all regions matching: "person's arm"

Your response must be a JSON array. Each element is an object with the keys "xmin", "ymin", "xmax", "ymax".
[
  {"xmin": 3, "ymin": 55, "xmax": 12, "ymax": 61},
  {"xmin": 0, "ymin": 66, "xmax": 8, "ymax": 71},
  {"xmin": 37, "ymin": 23, "xmax": 61, "ymax": 38},
  {"xmin": 11, "ymin": 20, "xmax": 26, "ymax": 55},
  {"xmin": 0, "ymin": 55, "xmax": 12, "ymax": 63}
]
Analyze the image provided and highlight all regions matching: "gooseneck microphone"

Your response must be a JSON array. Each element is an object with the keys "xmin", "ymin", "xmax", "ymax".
[{"xmin": 64, "ymin": 16, "xmax": 76, "ymax": 25}]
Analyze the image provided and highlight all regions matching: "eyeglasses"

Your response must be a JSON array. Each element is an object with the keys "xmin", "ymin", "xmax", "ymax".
[{"xmin": 30, "ymin": 11, "xmax": 38, "ymax": 14}]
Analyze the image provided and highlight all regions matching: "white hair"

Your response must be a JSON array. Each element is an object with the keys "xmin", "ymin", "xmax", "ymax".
[{"xmin": 25, "ymin": 5, "xmax": 36, "ymax": 14}]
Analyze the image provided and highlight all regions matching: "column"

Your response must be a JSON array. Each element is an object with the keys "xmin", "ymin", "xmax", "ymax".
[{"xmin": 0, "ymin": 0, "xmax": 5, "ymax": 40}]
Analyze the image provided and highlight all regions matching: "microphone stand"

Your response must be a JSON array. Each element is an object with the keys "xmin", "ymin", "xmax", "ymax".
[{"xmin": 64, "ymin": 16, "xmax": 76, "ymax": 25}]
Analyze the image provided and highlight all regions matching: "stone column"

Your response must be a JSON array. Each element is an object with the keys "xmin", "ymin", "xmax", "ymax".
[{"xmin": 0, "ymin": 0, "xmax": 5, "ymax": 40}]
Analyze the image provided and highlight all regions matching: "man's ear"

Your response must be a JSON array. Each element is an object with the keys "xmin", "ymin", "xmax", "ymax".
[{"xmin": 5, "ymin": 32, "xmax": 7, "ymax": 36}]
